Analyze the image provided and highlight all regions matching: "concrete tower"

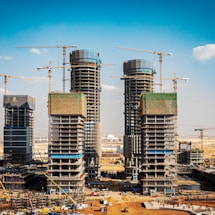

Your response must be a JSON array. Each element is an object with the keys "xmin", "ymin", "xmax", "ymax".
[
  {"xmin": 123, "ymin": 59, "xmax": 155, "ymax": 181},
  {"xmin": 3, "ymin": 95, "xmax": 35, "ymax": 164},
  {"xmin": 139, "ymin": 92, "xmax": 177, "ymax": 195},
  {"xmin": 48, "ymin": 92, "xmax": 86, "ymax": 201},
  {"xmin": 70, "ymin": 50, "xmax": 102, "ymax": 179}
]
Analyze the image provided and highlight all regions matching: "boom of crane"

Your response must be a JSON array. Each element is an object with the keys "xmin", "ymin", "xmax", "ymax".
[
  {"xmin": 0, "ymin": 74, "xmax": 32, "ymax": 95},
  {"xmin": 164, "ymin": 73, "xmax": 189, "ymax": 92},
  {"xmin": 17, "ymin": 45, "xmax": 78, "ymax": 92},
  {"xmin": 38, "ymin": 61, "xmax": 111, "ymax": 93},
  {"xmin": 115, "ymin": 45, "xmax": 172, "ymax": 92}
]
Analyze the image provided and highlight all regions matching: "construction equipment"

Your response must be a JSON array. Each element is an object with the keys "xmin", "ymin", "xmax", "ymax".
[
  {"xmin": 0, "ymin": 180, "xmax": 10, "ymax": 202},
  {"xmin": 122, "ymin": 207, "xmax": 128, "ymax": 212},
  {"xmin": 116, "ymin": 45, "xmax": 172, "ymax": 92},
  {"xmin": 38, "ymin": 61, "xmax": 113, "ymax": 92},
  {"xmin": 164, "ymin": 73, "xmax": 189, "ymax": 164},
  {"xmin": 194, "ymin": 128, "xmax": 215, "ymax": 151},
  {"xmin": 17, "ymin": 45, "xmax": 78, "ymax": 92},
  {"xmin": 165, "ymin": 72, "xmax": 189, "ymax": 92},
  {"xmin": 0, "ymin": 74, "xmax": 32, "ymax": 95},
  {"xmin": 42, "ymin": 172, "xmax": 78, "ymax": 206},
  {"xmin": 37, "ymin": 61, "xmax": 66, "ymax": 93}
]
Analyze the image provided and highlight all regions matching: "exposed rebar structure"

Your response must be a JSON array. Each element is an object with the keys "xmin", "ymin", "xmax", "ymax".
[
  {"xmin": 70, "ymin": 50, "xmax": 102, "ymax": 179},
  {"xmin": 48, "ymin": 92, "xmax": 86, "ymax": 202},
  {"xmin": 139, "ymin": 92, "xmax": 177, "ymax": 195},
  {"xmin": 3, "ymin": 95, "xmax": 35, "ymax": 164},
  {"xmin": 123, "ymin": 59, "xmax": 155, "ymax": 182}
]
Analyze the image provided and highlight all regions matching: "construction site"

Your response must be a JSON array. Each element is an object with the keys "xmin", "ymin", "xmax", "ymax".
[{"xmin": 0, "ymin": 47, "xmax": 215, "ymax": 215}]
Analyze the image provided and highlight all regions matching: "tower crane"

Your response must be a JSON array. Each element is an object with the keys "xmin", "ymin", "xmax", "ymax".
[
  {"xmin": 194, "ymin": 128, "xmax": 215, "ymax": 151},
  {"xmin": 165, "ymin": 72, "xmax": 189, "ymax": 92},
  {"xmin": 16, "ymin": 45, "xmax": 78, "ymax": 92},
  {"xmin": 116, "ymin": 46, "xmax": 172, "ymax": 92},
  {"xmin": 37, "ymin": 61, "xmax": 66, "ymax": 93},
  {"xmin": 0, "ymin": 74, "xmax": 32, "ymax": 95},
  {"xmin": 38, "ymin": 61, "xmax": 113, "ymax": 93}
]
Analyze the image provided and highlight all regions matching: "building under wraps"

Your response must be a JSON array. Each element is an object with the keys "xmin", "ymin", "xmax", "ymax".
[
  {"xmin": 70, "ymin": 50, "xmax": 102, "ymax": 179},
  {"xmin": 3, "ymin": 95, "xmax": 35, "ymax": 164},
  {"xmin": 123, "ymin": 59, "xmax": 155, "ymax": 182},
  {"xmin": 139, "ymin": 92, "xmax": 177, "ymax": 195},
  {"xmin": 48, "ymin": 92, "xmax": 86, "ymax": 202}
]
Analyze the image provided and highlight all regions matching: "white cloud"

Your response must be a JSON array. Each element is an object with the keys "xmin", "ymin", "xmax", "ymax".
[
  {"xmin": 102, "ymin": 84, "xmax": 122, "ymax": 92},
  {"xmin": 0, "ymin": 55, "xmax": 12, "ymax": 60},
  {"xmin": 193, "ymin": 44, "xmax": 215, "ymax": 61},
  {"xmin": 30, "ymin": 48, "xmax": 42, "ymax": 55}
]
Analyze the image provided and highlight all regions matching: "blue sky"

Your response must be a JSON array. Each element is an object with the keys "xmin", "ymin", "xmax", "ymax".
[{"xmin": 0, "ymin": 0, "xmax": 215, "ymax": 138}]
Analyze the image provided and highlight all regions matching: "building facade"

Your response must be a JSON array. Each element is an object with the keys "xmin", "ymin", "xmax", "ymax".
[
  {"xmin": 70, "ymin": 49, "xmax": 102, "ymax": 179},
  {"xmin": 139, "ymin": 92, "xmax": 177, "ymax": 194},
  {"xmin": 178, "ymin": 141, "xmax": 203, "ymax": 166},
  {"xmin": 123, "ymin": 59, "xmax": 155, "ymax": 181},
  {"xmin": 3, "ymin": 95, "xmax": 35, "ymax": 164},
  {"xmin": 48, "ymin": 92, "xmax": 86, "ymax": 201}
]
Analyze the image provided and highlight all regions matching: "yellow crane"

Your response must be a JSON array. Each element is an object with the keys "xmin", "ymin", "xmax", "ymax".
[
  {"xmin": 0, "ymin": 180, "xmax": 10, "ymax": 202},
  {"xmin": 42, "ymin": 172, "xmax": 78, "ymax": 206},
  {"xmin": 194, "ymin": 128, "xmax": 215, "ymax": 151},
  {"xmin": 0, "ymin": 74, "xmax": 32, "ymax": 95},
  {"xmin": 116, "ymin": 45, "xmax": 172, "ymax": 93},
  {"xmin": 16, "ymin": 45, "xmax": 78, "ymax": 92}
]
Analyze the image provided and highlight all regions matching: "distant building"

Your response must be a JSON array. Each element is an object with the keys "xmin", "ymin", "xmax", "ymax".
[
  {"xmin": 70, "ymin": 49, "xmax": 102, "ymax": 179},
  {"xmin": 3, "ymin": 95, "xmax": 35, "ymax": 164},
  {"xmin": 178, "ymin": 141, "xmax": 203, "ymax": 166},
  {"xmin": 48, "ymin": 92, "xmax": 86, "ymax": 202}
]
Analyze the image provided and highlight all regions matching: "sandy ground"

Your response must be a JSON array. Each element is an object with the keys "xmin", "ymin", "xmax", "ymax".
[{"xmin": 78, "ymin": 200, "xmax": 190, "ymax": 215}]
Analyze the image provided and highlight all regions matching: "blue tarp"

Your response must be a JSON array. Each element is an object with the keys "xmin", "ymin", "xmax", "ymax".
[
  {"xmin": 50, "ymin": 154, "xmax": 83, "ymax": 159},
  {"xmin": 146, "ymin": 150, "xmax": 174, "ymax": 155}
]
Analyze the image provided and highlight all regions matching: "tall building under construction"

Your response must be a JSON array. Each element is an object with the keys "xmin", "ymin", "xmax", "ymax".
[
  {"xmin": 123, "ymin": 59, "xmax": 155, "ymax": 181},
  {"xmin": 3, "ymin": 95, "xmax": 35, "ymax": 164},
  {"xmin": 48, "ymin": 92, "xmax": 86, "ymax": 201},
  {"xmin": 139, "ymin": 92, "xmax": 177, "ymax": 194},
  {"xmin": 70, "ymin": 50, "xmax": 102, "ymax": 179}
]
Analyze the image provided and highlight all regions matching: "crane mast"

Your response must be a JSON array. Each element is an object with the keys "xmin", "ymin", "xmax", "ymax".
[{"xmin": 195, "ymin": 128, "xmax": 215, "ymax": 151}]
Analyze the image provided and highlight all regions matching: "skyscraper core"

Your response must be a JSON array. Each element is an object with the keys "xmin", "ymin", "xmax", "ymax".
[
  {"xmin": 123, "ymin": 59, "xmax": 155, "ymax": 181},
  {"xmin": 70, "ymin": 50, "xmax": 102, "ymax": 179}
]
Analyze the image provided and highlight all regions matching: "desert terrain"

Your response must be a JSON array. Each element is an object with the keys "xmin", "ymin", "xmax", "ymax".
[{"xmin": 0, "ymin": 137, "xmax": 215, "ymax": 214}]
